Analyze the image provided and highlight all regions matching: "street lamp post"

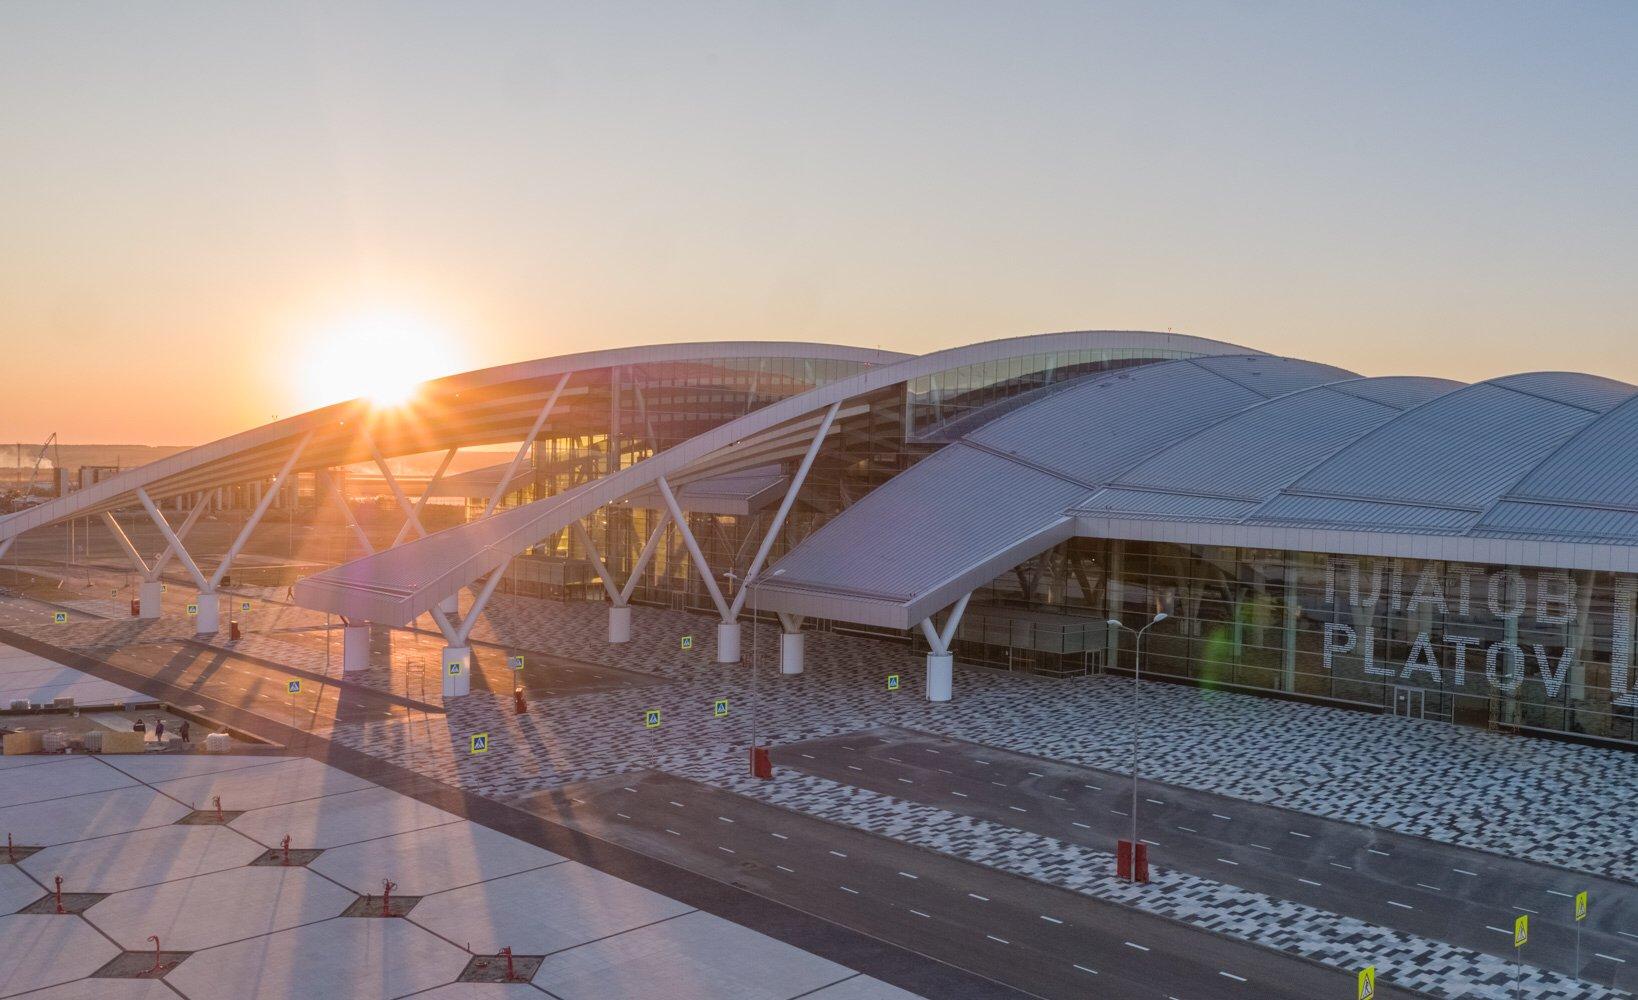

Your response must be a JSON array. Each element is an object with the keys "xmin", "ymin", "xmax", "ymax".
[{"xmin": 1106, "ymin": 611, "xmax": 1168, "ymax": 881}]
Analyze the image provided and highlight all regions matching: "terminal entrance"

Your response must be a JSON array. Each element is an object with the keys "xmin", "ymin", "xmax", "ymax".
[{"xmin": 1392, "ymin": 686, "xmax": 1425, "ymax": 719}]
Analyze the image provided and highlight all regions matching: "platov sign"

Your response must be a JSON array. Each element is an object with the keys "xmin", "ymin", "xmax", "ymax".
[{"xmin": 1320, "ymin": 560, "xmax": 1638, "ymax": 704}]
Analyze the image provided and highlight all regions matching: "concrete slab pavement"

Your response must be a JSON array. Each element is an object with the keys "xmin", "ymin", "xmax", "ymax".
[
  {"xmin": 229, "ymin": 784, "xmax": 464, "ymax": 850},
  {"xmin": 23, "ymin": 824, "xmax": 265, "ymax": 893},
  {"xmin": 0, "ymin": 784, "xmax": 189, "ymax": 846},
  {"xmin": 309, "ymin": 818, "xmax": 563, "ymax": 896},
  {"xmin": 0, "ymin": 914, "xmax": 121, "ymax": 997}
]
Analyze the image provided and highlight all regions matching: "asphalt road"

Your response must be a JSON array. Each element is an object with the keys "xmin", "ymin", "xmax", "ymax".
[
  {"xmin": 519, "ymin": 770, "xmax": 1421, "ymax": 1000},
  {"xmin": 772, "ymin": 727, "xmax": 1638, "ymax": 982}
]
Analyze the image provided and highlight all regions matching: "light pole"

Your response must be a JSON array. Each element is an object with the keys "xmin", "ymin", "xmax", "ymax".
[
  {"xmin": 1106, "ymin": 611, "xmax": 1168, "ymax": 881},
  {"xmin": 725, "ymin": 570, "xmax": 760, "ymax": 764}
]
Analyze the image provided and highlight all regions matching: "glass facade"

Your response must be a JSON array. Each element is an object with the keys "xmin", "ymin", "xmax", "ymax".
[{"xmin": 958, "ymin": 538, "xmax": 1638, "ymax": 747}]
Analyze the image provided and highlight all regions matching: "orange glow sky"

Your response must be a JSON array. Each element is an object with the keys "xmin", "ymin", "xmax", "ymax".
[{"xmin": 3, "ymin": 3, "xmax": 1636, "ymax": 444}]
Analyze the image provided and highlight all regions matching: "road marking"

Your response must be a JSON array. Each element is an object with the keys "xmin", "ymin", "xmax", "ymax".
[
  {"xmin": 568, "ymin": 796, "xmax": 585, "ymax": 805},
  {"xmin": 986, "ymin": 935, "xmax": 1010, "ymax": 944},
  {"xmin": 669, "ymin": 801, "xmax": 685, "ymax": 808},
  {"xmin": 910, "ymin": 909, "xmax": 931, "ymax": 918},
  {"xmin": 1049, "ymin": 794, "xmax": 1066, "ymax": 801},
  {"xmin": 1027, "ymin": 770, "xmax": 1044, "ymax": 777},
  {"xmin": 975, "ymin": 759, "xmax": 991, "ymax": 765},
  {"xmin": 1145, "ymin": 798, "xmax": 1164, "ymax": 806},
  {"xmin": 1211, "ymin": 813, "xmax": 1231, "ymax": 820},
  {"xmin": 1596, "ymin": 954, "xmax": 1626, "ymax": 963},
  {"xmin": 842, "ymin": 746, "xmax": 856, "ymax": 751},
  {"xmin": 1009, "ymin": 806, "xmax": 1028, "ymax": 813},
  {"xmin": 1515, "ymin": 905, "xmax": 1540, "ymax": 914},
  {"xmin": 718, "ymin": 846, "xmax": 736, "ymax": 854},
  {"xmin": 1072, "ymin": 821, "xmax": 1091, "ymax": 829},
  {"xmin": 847, "ymin": 765, "xmax": 863, "ymax": 772},
  {"xmin": 1085, "ymin": 784, "xmax": 1102, "ymax": 791},
  {"xmin": 800, "ymin": 753, "xmax": 815, "ymax": 759},
  {"xmin": 1487, "ymin": 925, "xmax": 1510, "ymax": 935},
  {"xmin": 1416, "ymin": 883, "xmax": 1441, "ymax": 891},
  {"xmin": 829, "ymin": 850, "xmax": 848, "ymax": 858},
  {"xmin": 937, "ymin": 768, "xmax": 953, "ymax": 774},
  {"xmin": 968, "ymin": 893, "xmax": 989, "ymax": 902},
  {"xmin": 1041, "ymin": 915, "xmax": 1063, "ymax": 924},
  {"xmin": 1289, "ymin": 831, "xmax": 1311, "ymax": 838},
  {"xmin": 898, "ymin": 871, "xmax": 919, "ymax": 879},
  {"xmin": 1249, "ymin": 843, "xmax": 1272, "ymax": 851},
  {"xmin": 1177, "ymin": 825, "xmax": 1197, "ymax": 833},
  {"xmin": 1387, "ymin": 900, "xmax": 1414, "ymax": 910},
  {"xmin": 1141, "ymin": 839, "xmax": 1160, "ymax": 847},
  {"xmin": 1453, "ymin": 868, "xmax": 1479, "ymax": 877},
  {"xmin": 1124, "ymin": 941, "xmax": 1150, "ymax": 952},
  {"xmin": 924, "ymin": 748, "xmax": 941, "ymax": 754},
  {"xmin": 665, "ymin": 829, "xmax": 680, "ymax": 836},
  {"xmin": 1073, "ymin": 964, "xmax": 1098, "ymax": 975},
  {"xmin": 1220, "ymin": 971, "xmax": 1247, "ymax": 982},
  {"xmin": 1546, "ymin": 889, "xmax": 1574, "ymax": 898},
  {"xmin": 1619, "ymin": 931, "xmax": 1638, "ymax": 940},
  {"xmin": 717, "ymin": 816, "xmax": 735, "ymax": 823},
  {"xmin": 1368, "ymin": 848, "xmax": 1391, "ymax": 857},
  {"xmin": 991, "ymin": 781, "xmax": 1007, "ymax": 787},
  {"xmin": 1218, "ymin": 858, "xmax": 1239, "ymax": 866},
  {"xmin": 622, "ymin": 786, "xmax": 636, "ymax": 793},
  {"xmin": 1330, "ymin": 863, "xmax": 1353, "ymax": 870},
  {"xmin": 887, "ymin": 757, "xmax": 903, "ymax": 763},
  {"xmin": 771, "ymin": 833, "xmax": 788, "ymax": 840},
  {"xmin": 1110, "ymin": 809, "xmax": 1128, "ymax": 816},
  {"xmin": 897, "ymin": 778, "xmax": 915, "ymax": 784},
  {"xmin": 776, "ymin": 865, "xmax": 795, "ymax": 873},
  {"xmin": 1298, "ymin": 878, "xmax": 1322, "ymax": 886},
  {"xmin": 840, "ymin": 886, "xmax": 860, "ymax": 894},
  {"xmin": 952, "ymin": 791, "xmax": 969, "ymax": 798},
  {"xmin": 616, "ymin": 812, "xmax": 631, "ymax": 820}
]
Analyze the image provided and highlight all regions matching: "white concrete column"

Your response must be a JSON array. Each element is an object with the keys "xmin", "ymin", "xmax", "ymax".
[
  {"xmin": 439, "ymin": 594, "xmax": 460, "ymax": 616},
  {"xmin": 139, "ymin": 580, "xmax": 163, "ymax": 619},
  {"xmin": 195, "ymin": 594, "xmax": 220, "ymax": 634},
  {"xmin": 608, "ymin": 605, "xmax": 632, "ymax": 644},
  {"xmin": 780, "ymin": 631, "xmax": 805, "ymax": 675},
  {"xmin": 926, "ymin": 652, "xmax": 953, "ymax": 702},
  {"xmin": 716, "ymin": 620, "xmax": 741, "ymax": 663},
  {"xmin": 441, "ymin": 646, "xmax": 472, "ymax": 697},
  {"xmin": 342, "ymin": 625, "xmax": 371, "ymax": 673}
]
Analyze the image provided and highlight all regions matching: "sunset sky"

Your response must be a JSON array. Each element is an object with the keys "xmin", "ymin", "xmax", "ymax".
[{"xmin": 3, "ymin": 2, "xmax": 1635, "ymax": 445}]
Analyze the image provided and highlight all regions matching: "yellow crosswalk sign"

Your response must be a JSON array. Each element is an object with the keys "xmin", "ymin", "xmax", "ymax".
[
  {"xmin": 713, "ymin": 699, "xmax": 730, "ymax": 718},
  {"xmin": 52, "ymin": 611, "xmax": 67, "ymax": 624},
  {"xmin": 1576, "ymin": 891, "xmax": 1588, "ymax": 922},
  {"xmin": 1514, "ymin": 914, "xmax": 1529, "ymax": 949},
  {"xmin": 241, "ymin": 601, "xmax": 252, "ymax": 612},
  {"xmin": 469, "ymin": 733, "xmax": 489, "ymax": 754},
  {"xmin": 886, "ymin": 674, "xmax": 900, "ymax": 691},
  {"xmin": 186, "ymin": 603, "xmax": 199, "ymax": 616},
  {"xmin": 287, "ymin": 680, "xmax": 301, "ymax": 695},
  {"xmin": 1358, "ymin": 966, "xmax": 1375, "ymax": 1000},
  {"xmin": 508, "ymin": 655, "xmax": 524, "ymax": 670}
]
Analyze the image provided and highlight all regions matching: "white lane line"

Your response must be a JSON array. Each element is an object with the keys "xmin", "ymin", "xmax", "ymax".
[
  {"xmin": 1145, "ymin": 798, "xmax": 1164, "ymax": 806},
  {"xmin": 1487, "ymin": 925, "xmax": 1510, "ymax": 935},
  {"xmin": 1218, "ymin": 858, "xmax": 1240, "ymax": 866},
  {"xmin": 1220, "ymin": 971, "xmax": 1247, "ymax": 983},
  {"xmin": 1595, "ymin": 954, "xmax": 1627, "ymax": 963},
  {"xmin": 1619, "ymin": 931, "xmax": 1638, "ymax": 940},
  {"xmin": 717, "ymin": 816, "xmax": 735, "ymax": 823},
  {"xmin": 910, "ymin": 909, "xmax": 931, "ymax": 918},
  {"xmin": 952, "ymin": 791, "xmax": 969, "ymax": 798},
  {"xmin": 886, "ymin": 757, "xmax": 903, "ymax": 763},
  {"xmin": 771, "ymin": 833, "xmax": 789, "ymax": 840},
  {"xmin": 1249, "ymin": 843, "xmax": 1272, "ymax": 851},
  {"xmin": 1085, "ymin": 784, "xmax": 1102, "ymax": 791},
  {"xmin": 1009, "ymin": 806, "xmax": 1028, "ymax": 813},
  {"xmin": 800, "ymin": 753, "xmax": 814, "ymax": 759},
  {"xmin": 1041, "ymin": 915, "xmax": 1063, "ymax": 924},
  {"xmin": 1289, "ymin": 831, "xmax": 1312, "ymax": 839},
  {"xmin": 937, "ymin": 768, "xmax": 954, "ymax": 774},
  {"xmin": 1453, "ymin": 868, "xmax": 1479, "ymax": 877},
  {"xmin": 1515, "ymin": 905, "xmax": 1540, "ymax": 914},
  {"xmin": 1124, "ymin": 941, "xmax": 1150, "ymax": 952},
  {"xmin": 1072, "ymin": 821, "xmax": 1091, "ymax": 829},
  {"xmin": 1110, "ymin": 809, "xmax": 1128, "ymax": 816},
  {"xmin": 829, "ymin": 850, "xmax": 848, "ymax": 858},
  {"xmin": 1073, "ymin": 964, "xmax": 1099, "ymax": 975},
  {"xmin": 718, "ymin": 846, "xmax": 736, "ymax": 854},
  {"xmin": 897, "ymin": 778, "xmax": 915, "ymax": 785},
  {"xmin": 1028, "ymin": 771, "xmax": 1044, "ymax": 777},
  {"xmin": 990, "ymin": 781, "xmax": 1007, "ymax": 788},
  {"xmin": 898, "ymin": 871, "xmax": 919, "ymax": 879},
  {"xmin": 925, "ymin": 748, "xmax": 941, "ymax": 755},
  {"xmin": 1141, "ymin": 839, "xmax": 1160, "ymax": 847},
  {"xmin": 1298, "ymin": 878, "xmax": 1322, "ymax": 887},
  {"xmin": 986, "ymin": 935, "xmax": 1010, "ymax": 944},
  {"xmin": 840, "ymin": 885, "xmax": 860, "ymax": 894},
  {"xmin": 1211, "ymin": 813, "xmax": 1231, "ymax": 820},
  {"xmin": 1416, "ymin": 883, "xmax": 1442, "ymax": 891},
  {"xmin": 1368, "ymin": 848, "xmax": 1391, "ymax": 857},
  {"xmin": 847, "ymin": 765, "xmax": 863, "ymax": 772},
  {"xmin": 568, "ymin": 797, "xmax": 586, "ymax": 805},
  {"xmin": 669, "ymin": 800, "xmax": 685, "ymax": 808},
  {"xmin": 1388, "ymin": 900, "xmax": 1414, "ymax": 910},
  {"xmin": 616, "ymin": 813, "xmax": 631, "ymax": 820},
  {"xmin": 1177, "ymin": 825, "xmax": 1198, "ymax": 833},
  {"xmin": 975, "ymin": 759, "xmax": 991, "ymax": 765},
  {"xmin": 1049, "ymin": 795, "xmax": 1066, "ymax": 801},
  {"xmin": 776, "ymin": 865, "xmax": 795, "ymax": 873},
  {"xmin": 1546, "ymin": 889, "xmax": 1574, "ymax": 898},
  {"xmin": 621, "ymin": 786, "xmax": 636, "ymax": 793},
  {"xmin": 665, "ymin": 829, "xmax": 681, "ymax": 836},
  {"xmin": 969, "ymin": 893, "xmax": 990, "ymax": 902},
  {"xmin": 842, "ymin": 746, "xmax": 856, "ymax": 751}
]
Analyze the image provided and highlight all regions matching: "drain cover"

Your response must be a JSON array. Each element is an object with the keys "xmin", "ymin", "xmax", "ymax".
[
  {"xmin": 175, "ymin": 810, "xmax": 245, "ymax": 825},
  {"xmin": 249, "ymin": 848, "xmax": 323, "ymax": 867},
  {"xmin": 458, "ymin": 954, "xmax": 544, "ymax": 983},
  {"xmin": 19, "ymin": 892, "xmax": 107, "ymax": 915},
  {"xmin": 90, "ymin": 951, "xmax": 191, "ymax": 978},
  {"xmin": 1, "ymin": 845, "xmax": 42, "ymax": 864},
  {"xmin": 342, "ymin": 893, "xmax": 423, "ymax": 917}
]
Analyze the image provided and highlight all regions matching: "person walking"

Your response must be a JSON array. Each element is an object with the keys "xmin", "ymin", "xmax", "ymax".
[
  {"xmin": 154, "ymin": 719, "xmax": 165, "ymax": 742},
  {"xmin": 179, "ymin": 720, "xmax": 190, "ymax": 744}
]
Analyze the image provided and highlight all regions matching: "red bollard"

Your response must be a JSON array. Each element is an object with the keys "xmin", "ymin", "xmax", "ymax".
[
  {"xmin": 147, "ymin": 935, "xmax": 165, "ymax": 974},
  {"xmin": 380, "ymin": 879, "xmax": 396, "ymax": 917},
  {"xmin": 513, "ymin": 686, "xmax": 527, "ymax": 715},
  {"xmin": 502, "ymin": 946, "xmax": 518, "ymax": 981},
  {"xmin": 130, "ymin": 598, "xmax": 140, "ymax": 617},
  {"xmin": 213, "ymin": 796, "xmax": 223, "ymax": 823},
  {"xmin": 54, "ymin": 875, "xmax": 65, "ymax": 914},
  {"xmin": 281, "ymin": 835, "xmax": 291, "ymax": 866},
  {"xmin": 1115, "ymin": 839, "xmax": 1150, "ymax": 883},
  {"xmin": 750, "ymin": 746, "xmax": 772, "ymax": 779}
]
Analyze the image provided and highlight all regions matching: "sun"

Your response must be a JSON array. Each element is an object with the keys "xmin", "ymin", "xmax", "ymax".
[{"xmin": 299, "ymin": 311, "xmax": 459, "ymax": 409}]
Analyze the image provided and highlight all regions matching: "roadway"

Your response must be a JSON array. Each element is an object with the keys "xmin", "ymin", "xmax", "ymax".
[
  {"xmin": 518, "ymin": 770, "xmax": 1418, "ymax": 1000},
  {"xmin": 772, "ymin": 727, "xmax": 1638, "ymax": 981}
]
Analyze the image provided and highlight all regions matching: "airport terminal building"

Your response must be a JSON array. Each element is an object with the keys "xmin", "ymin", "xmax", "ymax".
[{"xmin": 5, "ymin": 331, "xmax": 1636, "ymax": 748}]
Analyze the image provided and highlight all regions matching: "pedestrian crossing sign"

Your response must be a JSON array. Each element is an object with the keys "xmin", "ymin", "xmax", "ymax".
[
  {"xmin": 241, "ymin": 601, "xmax": 252, "ymax": 612},
  {"xmin": 1357, "ymin": 966, "xmax": 1374, "ymax": 1000},
  {"xmin": 680, "ymin": 635, "xmax": 694, "ymax": 651},
  {"xmin": 886, "ymin": 674, "xmax": 900, "ymax": 691},
  {"xmin": 287, "ymin": 680, "xmax": 301, "ymax": 695},
  {"xmin": 186, "ymin": 603, "xmax": 199, "ymax": 616},
  {"xmin": 1576, "ymin": 891, "xmax": 1588, "ymax": 922},
  {"xmin": 470, "ymin": 733, "xmax": 489, "ymax": 754},
  {"xmin": 644, "ymin": 709, "xmax": 662, "ymax": 729},
  {"xmin": 447, "ymin": 662, "xmax": 462, "ymax": 676},
  {"xmin": 51, "ymin": 611, "xmax": 67, "ymax": 624},
  {"xmin": 713, "ymin": 699, "xmax": 730, "ymax": 718},
  {"xmin": 508, "ymin": 655, "xmax": 524, "ymax": 670},
  {"xmin": 1514, "ymin": 914, "xmax": 1528, "ymax": 948}
]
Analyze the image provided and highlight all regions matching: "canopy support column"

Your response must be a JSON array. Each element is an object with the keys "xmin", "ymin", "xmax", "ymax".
[
  {"xmin": 656, "ymin": 477, "xmax": 734, "ymax": 660},
  {"xmin": 429, "ymin": 565, "xmax": 510, "ymax": 697},
  {"xmin": 391, "ymin": 447, "xmax": 458, "ymax": 547},
  {"xmin": 917, "ymin": 592, "xmax": 972, "ymax": 702},
  {"xmin": 483, "ymin": 372, "xmax": 570, "ymax": 519},
  {"xmin": 777, "ymin": 613, "xmax": 806, "ymax": 675}
]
